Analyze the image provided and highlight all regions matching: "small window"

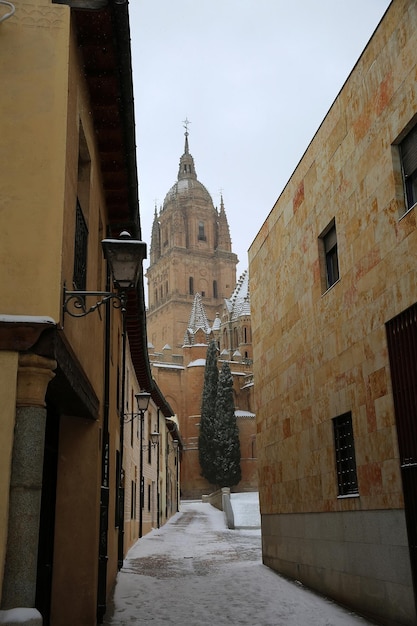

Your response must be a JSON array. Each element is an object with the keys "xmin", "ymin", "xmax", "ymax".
[
  {"xmin": 320, "ymin": 221, "xmax": 339, "ymax": 290},
  {"xmin": 213, "ymin": 280, "xmax": 218, "ymax": 298},
  {"xmin": 189, "ymin": 276, "xmax": 194, "ymax": 295},
  {"xmin": 333, "ymin": 412, "xmax": 358, "ymax": 496},
  {"xmin": 399, "ymin": 124, "xmax": 417, "ymax": 211},
  {"xmin": 198, "ymin": 221, "xmax": 206, "ymax": 241}
]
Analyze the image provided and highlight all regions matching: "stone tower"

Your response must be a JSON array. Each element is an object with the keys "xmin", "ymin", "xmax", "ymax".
[{"xmin": 146, "ymin": 129, "xmax": 238, "ymax": 353}]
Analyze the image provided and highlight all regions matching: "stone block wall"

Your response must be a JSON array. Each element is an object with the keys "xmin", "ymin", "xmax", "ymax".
[{"xmin": 249, "ymin": 1, "xmax": 417, "ymax": 623}]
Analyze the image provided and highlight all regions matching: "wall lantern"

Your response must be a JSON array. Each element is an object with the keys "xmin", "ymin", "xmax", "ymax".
[{"xmin": 63, "ymin": 231, "xmax": 146, "ymax": 318}]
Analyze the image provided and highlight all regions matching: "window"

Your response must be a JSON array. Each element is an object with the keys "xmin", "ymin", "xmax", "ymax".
[
  {"xmin": 333, "ymin": 412, "xmax": 358, "ymax": 496},
  {"xmin": 131, "ymin": 480, "xmax": 136, "ymax": 519},
  {"xmin": 115, "ymin": 451, "xmax": 120, "ymax": 526},
  {"xmin": 213, "ymin": 280, "xmax": 218, "ymax": 299},
  {"xmin": 320, "ymin": 221, "xmax": 339, "ymax": 290},
  {"xmin": 73, "ymin": 200, "xmax": 88, "ymax": 290},
  {"xmin": 189, "ymin": 276, "xmax": 194, "ymax": 295},
  {"xmin": 198, "ymin": 221, "xmax": 206, "ymax": 241},
  {"xmin": 399, "ymin": 124, "xmax": 417, "ymax": 211}
]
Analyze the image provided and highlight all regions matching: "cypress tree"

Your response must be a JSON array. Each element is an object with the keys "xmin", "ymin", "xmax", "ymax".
[
  {"xmin": 213, "ymin": 361, "xmax": 242, "ymax": 487},
  {"xmin": 198, "ymin": 340, "xmax": 219, "ymax": 484}
]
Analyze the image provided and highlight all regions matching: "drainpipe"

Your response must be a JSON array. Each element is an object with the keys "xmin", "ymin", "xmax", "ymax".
[
  {"xmin": 156, "ymin": 408, "xmax": 160, "ymax": 528},
  {"xmin": 96, "ymin": 274, "xmax": 111, "ymax": 623}
]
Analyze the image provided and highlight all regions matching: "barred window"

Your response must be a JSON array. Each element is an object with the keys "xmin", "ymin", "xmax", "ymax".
[
  {"xmin": 73, "ymin": 200, "xmax": 88, "ymax": 291},
  {"xmin": 333, "ymin": 412, "xmax": 359, "ymax": 496}
]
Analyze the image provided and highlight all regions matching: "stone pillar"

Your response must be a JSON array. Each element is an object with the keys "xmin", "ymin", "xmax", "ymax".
[{"xmin": 1, "ymin": 354, "xmax": 56, "ymax": 610}]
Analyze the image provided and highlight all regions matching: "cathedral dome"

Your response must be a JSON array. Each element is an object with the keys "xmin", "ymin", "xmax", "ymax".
[
  {"xmin": 163, "ymin": 177, "xmax": 213, "ymax": 207},
  {"xmin": 163, "ymin": 127, "xmax": 214, "ymax": 209}
]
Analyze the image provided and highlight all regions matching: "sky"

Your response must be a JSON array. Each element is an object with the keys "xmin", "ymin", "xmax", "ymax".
[{"xmin": 129, "ymin": 1, "xmax": 392, "ymax": 278}]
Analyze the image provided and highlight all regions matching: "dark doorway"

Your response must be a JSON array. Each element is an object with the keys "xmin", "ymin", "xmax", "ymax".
[
  {"xmin": 35, "ymin": 404, "xmax": 60, "ymax": 625},
  {"xmin": 386, "ymin": 302, "xmax": 417, "ymax": 612}
]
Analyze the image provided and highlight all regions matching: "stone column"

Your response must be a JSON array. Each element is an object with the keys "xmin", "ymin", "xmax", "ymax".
[{"xmin": 1, "ymin": 354, "xmax": 56, "ymax": 610}]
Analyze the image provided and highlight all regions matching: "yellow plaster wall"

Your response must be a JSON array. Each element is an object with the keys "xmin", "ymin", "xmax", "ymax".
[
  {"xmin": 0, "ymin": 352, "xmax": 18, "ymax": 597},
  {"xmin": 250, "ymin": 0, "xmax": 417, "ymax": 516},
  {"xmin": 0, "ymin": 1, "xmax": 70, "ymax": 320}
]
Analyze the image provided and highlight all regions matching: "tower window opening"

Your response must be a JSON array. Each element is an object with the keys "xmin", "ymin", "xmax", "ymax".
[
  {"xmin": 198, "ymin": 221, "xmax": 206, "ymax": 241},
  {"xmin": 189, "ymin": 276, "xmax": 194, "ymax": 295},
  {"xmin": 213, "ymin": 280, "xmax": 218, "ymax": 298}
]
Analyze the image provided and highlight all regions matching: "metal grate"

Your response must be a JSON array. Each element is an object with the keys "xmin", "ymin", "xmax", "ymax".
[
  {"xmin": 386, "ymin": 303, "xmax": 417, "ymax": 602},
  {"xmin": 333, "ymin": 412, "xmax": 358, "ymax": 496},
  {"xmin": 73, "ymin": 199, "xmax": 88, "ymax": 291}
]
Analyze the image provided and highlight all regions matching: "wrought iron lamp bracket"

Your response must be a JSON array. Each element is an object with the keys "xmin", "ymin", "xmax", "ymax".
[{"xmin": 63, "ymin": 287, "xmax": 127, "ymax": 318}]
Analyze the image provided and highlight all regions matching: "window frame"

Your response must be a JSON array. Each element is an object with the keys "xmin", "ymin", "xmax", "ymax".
[
  {"xmin": 319, "ymin": 219, "xmax": 340, "ymax": 291},
  {"xmin": 399, "ymin": 123, "xmax": 417, "ymax": 213}
]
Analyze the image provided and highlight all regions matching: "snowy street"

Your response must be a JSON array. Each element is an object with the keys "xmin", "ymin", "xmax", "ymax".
[{"xmin": 103, "ymin": 501, "xmax": 377, "ymax": 626}]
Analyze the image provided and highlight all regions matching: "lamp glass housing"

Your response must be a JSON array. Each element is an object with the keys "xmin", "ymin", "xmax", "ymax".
[
  {"xmin": 102, "ymin": 232, "xmax": 147, "ymax": 290},
  {"xmin": 150, "ymin": 431, "xmax": 160, "ymax": 446},
  {"xmin": 135, "ymin": 391, "xmax": 151, "ymax": 413}
]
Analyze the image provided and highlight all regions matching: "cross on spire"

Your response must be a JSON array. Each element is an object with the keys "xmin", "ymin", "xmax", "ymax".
[{"xmin": 182, "ymin": 117, "xmax": 191, "ymax": 135}]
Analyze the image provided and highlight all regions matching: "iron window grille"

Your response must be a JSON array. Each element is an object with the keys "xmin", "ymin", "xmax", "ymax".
[
  {"xmin": 73, "ymin": 199, "xmax": 88, "ymax": 291},
  {"xmin": 333, "ymin": 412, "xmax": 359, "ymax": 496}
]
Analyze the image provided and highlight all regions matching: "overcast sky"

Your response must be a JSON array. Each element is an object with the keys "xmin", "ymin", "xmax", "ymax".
[{"xmin": 129, "ymin": 1, "xmax": 392, "ymax": 277}]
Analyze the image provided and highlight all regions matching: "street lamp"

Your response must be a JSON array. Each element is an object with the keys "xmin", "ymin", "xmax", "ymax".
[
  {"xmin": 134, "ymin": 392, "xmax": 158, "ymax": 538},
  {"xmin": 63, "ymin": 231, "xmax": 146, "ymax": 318},
  {"xmin": 62, "ymin": 230, "xmax": 147, "ymax": 569}
]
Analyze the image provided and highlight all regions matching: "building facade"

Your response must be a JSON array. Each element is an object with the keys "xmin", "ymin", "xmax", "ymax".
[
  {"xmin": 146, "ymin": 136, "xmax": 257, "ymax": 498},
  {"xmin": 250, "ymin": 1, "xmax": 417, "ymax": 624},
  {"xmin": 0, "ymin": 2, "xmax": 178, "ymax": 625}
]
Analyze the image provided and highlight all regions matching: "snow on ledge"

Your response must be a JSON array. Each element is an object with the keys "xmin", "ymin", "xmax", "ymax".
[
  {"xmin": 0, "ymin": 315, "xmax": 56, "ymax": 325},
  {"xmin": 152, "ymin": 363, "xmax": 184, "ymax": 370},
  {"xmin": 0, "ymin": 608, "xmax": 42, "ymax": 625}
]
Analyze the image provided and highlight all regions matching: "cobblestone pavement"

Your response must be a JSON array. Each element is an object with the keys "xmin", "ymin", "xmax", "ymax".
[{"xmin": 103, "ymin": 501, "xmax": 376, "ymax": 626}]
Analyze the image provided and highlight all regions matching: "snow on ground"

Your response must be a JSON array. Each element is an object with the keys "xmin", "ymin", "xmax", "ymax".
[
  {"xmin": 104, "ymin": 500, "xmax": 375, "ymax": 626},
  {"xmin": 231, "ymin": 491, "xmax": 261, "ymax": 528}
]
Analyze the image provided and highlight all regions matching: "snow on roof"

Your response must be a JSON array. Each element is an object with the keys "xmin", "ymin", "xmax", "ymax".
[
  {"xmin": 0, "ymin": 607, "xmax": 43, "ymax": 623},
  {"xmin": 187, "ymin": 358, "xmax": 206, "ymax": 367},
  {"xmin": 0, "ymin": 315, "xmax": 56, "ymax": 325},
  {"xmin": 241, "ymin": 381, "xmax": 254, "ymax": 389},
  {"xmin": 183, "ymin": 293, "xmax": 212, "ymax": 346},
  {"xmin": 225, "ymin": 269, "xmax": 250, "ymax": 321},
  {"xmin": 235, "ymin": 410, "xmax": 255, "ymax": 418},
  {"xmin": 212, "ymin": 312, "xmax": 221, "ymax": 331},
  {"xmin": 152, "ymin": 363, "xmax": 184, "ymax": 370}
]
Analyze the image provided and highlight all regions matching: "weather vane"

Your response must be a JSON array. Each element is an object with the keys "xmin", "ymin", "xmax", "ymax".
[{"xmin": 182, "ymin": 117, "xmax": 191, "ymax": 135}]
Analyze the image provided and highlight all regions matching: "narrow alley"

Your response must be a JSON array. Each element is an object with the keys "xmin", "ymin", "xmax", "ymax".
[{"xmin": 103, "ymin": 501, "xmax": 376, "ymax": 626}]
